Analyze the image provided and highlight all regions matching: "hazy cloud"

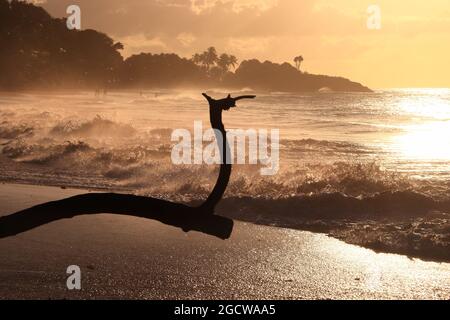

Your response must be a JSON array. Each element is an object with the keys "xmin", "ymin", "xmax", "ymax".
[{"xmin": 177, "ymin": 32, "xmax": 197, "ymax": 47}]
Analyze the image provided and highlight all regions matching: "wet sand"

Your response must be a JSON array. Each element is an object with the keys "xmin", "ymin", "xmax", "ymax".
[{"xmin": 0, "ymin": 183, "xmax": 449, "ymax": 299}]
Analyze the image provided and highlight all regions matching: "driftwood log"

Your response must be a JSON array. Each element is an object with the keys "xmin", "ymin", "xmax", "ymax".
[{"xmin": 0, "ymin": 93, "xmax": 255, "ymax": 240}]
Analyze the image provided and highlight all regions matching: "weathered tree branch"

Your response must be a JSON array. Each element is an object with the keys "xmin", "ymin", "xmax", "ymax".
[{"xmin": 0, "ymin": 93, "xmax": 255, "ymax": 240}]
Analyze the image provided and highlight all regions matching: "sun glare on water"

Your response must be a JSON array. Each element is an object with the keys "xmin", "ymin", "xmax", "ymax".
[
  {"xmin": 393, "ymin": 90, "xmax": 450, "ymax": 161},
  {"xmin": 395, "ymin": 121, "xmax": 450, "ymax": 160}
]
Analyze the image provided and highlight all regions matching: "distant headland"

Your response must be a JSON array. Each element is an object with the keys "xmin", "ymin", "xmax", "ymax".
[{"xmin": 0, "ymin": 0, "xmax": 371, "ymax": 93}]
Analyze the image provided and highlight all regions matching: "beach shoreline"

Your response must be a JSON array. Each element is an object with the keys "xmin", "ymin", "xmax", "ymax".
[
  {"xmin": 2, "ymin": 181, "xmax": 450, "ymax": 263},
  {"xmin": 0, "ymin": 182, "xmax": 449, "ymax": 299}
]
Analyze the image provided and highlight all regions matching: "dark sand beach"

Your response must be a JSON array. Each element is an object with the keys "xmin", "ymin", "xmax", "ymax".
[{"xmin": 0, "ymin": 183, "xmax": 449, "ymax": 300}]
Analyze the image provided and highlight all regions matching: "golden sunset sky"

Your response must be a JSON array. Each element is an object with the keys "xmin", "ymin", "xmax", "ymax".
[{"xmin": 37, "ymin": 0, "xmax": 450, "ymax": 89}]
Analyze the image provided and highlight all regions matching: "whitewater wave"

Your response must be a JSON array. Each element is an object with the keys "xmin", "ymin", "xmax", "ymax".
[
  {"xmin": 50, "ymin": 115, "xmax": 136, "ymax": 138},
  {"xmin": 211, "ymin": 191, "xmax": 450, "ymax": 262},
  {"xmin": 1, "ymin": 91, "xmax": 450, "ymax": 208},
  {"xmin": 3, "ymin": 140, "xmax": 92, "ymax": 164},
  {"xmin": 216, "ymin": 191, "xmax": 446, "ymax": 219},
  {"xmin": 2, "ymin": 128, "xmax": 447, "ymax": 202},
  {"xmin": 0, "ymin": 124, "xmax": 34, "ymax": 141}
]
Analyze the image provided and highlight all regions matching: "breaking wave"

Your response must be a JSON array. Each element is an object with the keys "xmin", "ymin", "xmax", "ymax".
[
  {"xmin": 50, "ymin": 115, "xmax": 136, "ymax": 138},
  {"xmin": 3, "ymin": 140, "xmax": 92, "ymax": 164},
  {"xmin": 1, "ymin": 123, "xmax": 448, "ymax": 203},
  {"xmin": 0, "ymin": 123, "xmax": 33, "ymax": 140},
  {"xmin": 217, "ymin": 191, "xmax": 447, "ymax": 219}
]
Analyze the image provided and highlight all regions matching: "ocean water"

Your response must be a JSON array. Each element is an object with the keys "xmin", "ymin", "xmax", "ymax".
[{"xmin": 1, "ymin": 89, "xmax": 449, "ymax": 206}]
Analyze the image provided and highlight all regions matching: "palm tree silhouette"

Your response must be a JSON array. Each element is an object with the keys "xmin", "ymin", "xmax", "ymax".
[
  {"xmin": 228, "ymin": 55, "xmax": 238, "ymax": 71},
  {"xmin": 217, "ymin": 54, "xmax": 230, "ymax": 73},
  {"xmin": 191, "ymin": 47, "xmax": 220, "ymax": 73},
  {"xmin": 217, "ymin": 54, "xmax": 239, "ymax": 73},
  {"xmin": 203, "ymin": 47, "xmax": 218, "ymax": 71},
  {"xmin": 192, "ymin": 53, "xmax": 203, "ymax": 67},
  {"xmin": 294, "ymin": 55, "xmax": 304, "ymax": 71}
]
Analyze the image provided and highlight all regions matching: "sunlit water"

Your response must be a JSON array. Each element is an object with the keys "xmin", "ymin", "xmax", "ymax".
[{"xmin": 0, "ymin": 88, "xmax": 449, "ymax": 201}]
